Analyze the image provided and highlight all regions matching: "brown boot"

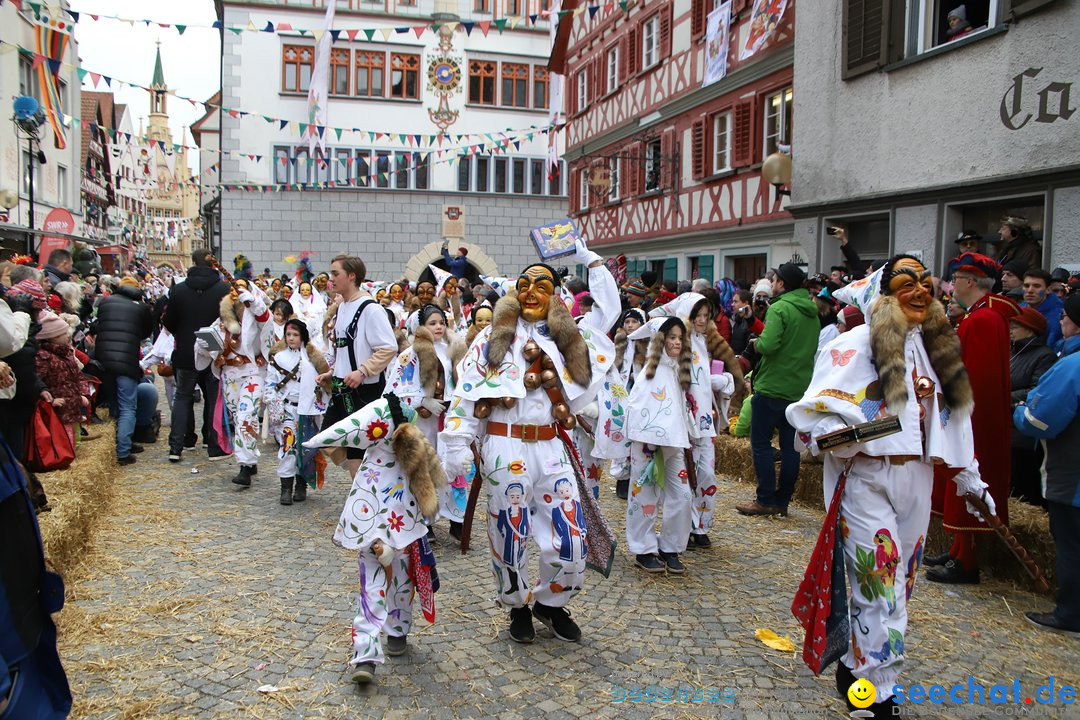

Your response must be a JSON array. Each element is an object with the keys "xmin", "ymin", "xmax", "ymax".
[{"xmin": 735, "ymin": 500, "xmax": 781, "ymax": 516}]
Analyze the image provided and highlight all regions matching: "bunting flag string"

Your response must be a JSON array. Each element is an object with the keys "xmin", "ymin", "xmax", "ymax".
[{"xmin": 0, "ymin": 39, "xmax": 562, "ymax": 152}]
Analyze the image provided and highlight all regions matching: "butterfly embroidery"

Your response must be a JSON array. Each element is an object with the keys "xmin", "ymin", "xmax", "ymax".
[{"xmin": 831, "ymin": 349, "xmax": 857, "ymax": 366}]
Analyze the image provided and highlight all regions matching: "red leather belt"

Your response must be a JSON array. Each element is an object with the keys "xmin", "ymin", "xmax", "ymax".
[{"xmin": 486, "ymin": 421, "xmax": 559, "ymax": 442}]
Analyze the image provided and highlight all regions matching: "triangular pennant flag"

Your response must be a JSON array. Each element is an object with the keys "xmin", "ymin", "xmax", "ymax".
[
  {"xmin": 246, "ymin": 20, "xmax": 257, "ymax": 31},
  {"xmin": 461, "ymin": 21, "xmax": 474, "ymax": 35},
  {"xmin": 262, "ymin": 22, "xmax": 274, "ymax": 32},
  {"xmin": 493, "ymin": 18, "xmax": 508, "ymax": 31},
  {"xmin": 69, "ymin": 10, "xmax": 79, "ymax": 22},
  {"xmin": 346, "ymin": 29, "xmax": 360, "ymax": 41},
  {"xmin": 529, "ymin": 13, "xmax": 538, "ymax": 24},
  {"xmin": 478, "ymin": 20, "xmax": 490, "ymax": 35},
  {"xmin": 176, "ymin": 24, "xmax": 186, "ymax": 34},
  {"xmin": 279, "ymin": 119, "xmax": 289, "ymax": 130},
  {"xmin": 364, "ymin": 28, "xmax": 377, "ymax": 41},
  {"xmin": 335, "ymin": 127, "xmax": 343, "ymax": 140},
  {"xmin": 413, "ymin": 26, "xmax": 425, "ymax": 38},
  {"xmin": 278, "ymin": 22, "xmax": 293, "ymax": 31},
  {"xmin": 589, "ymin": 5, "xmax": 599, "ymax": 17},
  {"xmin": 379, "ymin": 28, "xmax": 393, "ymax": 40},
  {"xmin": 619, "ymin": 0, "xmax": 629, "ymax": 10},
  {"xmin": 330, "ymin": 29, "xmax": 341, "ymax": 42},
  {"xmin": 212, "ymin": 20, "xmax": 222, "ymax": 28},
  {"xmin": 313, "ymin": 30, "xmax": 325, "ymax": 42},
  {"xmin": 77, "ymin": 68, "xmax": 87, "ymax": 81},
  {"xmin": 103, "ymin": 75, "xmax": 112, "ymax": 87},
  {"xmin": 229, "ymin": 27, "xmax": 243, "ymax": 35}
]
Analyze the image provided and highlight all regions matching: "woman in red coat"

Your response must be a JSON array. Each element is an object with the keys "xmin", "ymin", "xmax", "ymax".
[{"xmin": 34, "ymin": 312, "xmax": 90, "ymax": 449}]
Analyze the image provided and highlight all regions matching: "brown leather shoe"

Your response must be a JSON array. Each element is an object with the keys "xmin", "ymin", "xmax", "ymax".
[{"xmin": 736, "ymin": 500, "xmax": 781, "ymax": 516}]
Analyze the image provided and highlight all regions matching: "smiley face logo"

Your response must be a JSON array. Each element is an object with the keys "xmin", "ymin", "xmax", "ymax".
[{"xmin": 847, "ymin": 678, "xmax": 876, "ymax": 709}]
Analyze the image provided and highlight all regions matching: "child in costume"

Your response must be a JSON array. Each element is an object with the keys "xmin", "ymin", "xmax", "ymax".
[
  {"xmin": 303, "ymin": 392, "xmax": 445, "ymax": 686},
  {"xmin": 265, "ymin": 318, "xmax": 329, "ymax": 505},
  {"xmin": 624, "ymin": 316, "xmax": 697, "ymax": 575}
]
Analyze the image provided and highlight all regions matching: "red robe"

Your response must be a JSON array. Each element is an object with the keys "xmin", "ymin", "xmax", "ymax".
[{"xmin": 932, "ymin": 294, "xmax": 1017, "ymax": 531}]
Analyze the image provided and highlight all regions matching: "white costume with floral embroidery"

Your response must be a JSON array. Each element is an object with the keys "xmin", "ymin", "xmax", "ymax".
[
  {"xmin": 385, "ymin": 339, "xmax": 470, "ymax": 522},
  {"xmin": 439, "ymin": 263, "xmax": 620, "ymax": 609},
  {"xmin": 785, "ymin": 324, "xmax": 979, "ymax": 701},
  {"xmin": 305, "ymin": 397, "xmax": 430, "ymax": 667},
  {"xmin": 264, "ymin": 346, "xmax": 327, "ymax": 478},
  {"xmin": 624, "ymin": 352, "xmax": 695, "ymax": 556}
]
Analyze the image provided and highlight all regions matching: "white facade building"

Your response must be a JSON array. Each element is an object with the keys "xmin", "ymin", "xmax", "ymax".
[
  {"xmin": 218, "ymin": 0, "xmax": 567, "ymax": 280},
  {"xmin": 788, "ymin": 0, "xmax": 1079, "ymax": 273}
]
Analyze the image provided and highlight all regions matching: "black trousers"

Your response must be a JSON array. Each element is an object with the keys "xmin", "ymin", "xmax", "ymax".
[
  {"xmin": 1047, "ymin": 501, "xmax": 1080, "ymax": 628},
  {"xmin": 168, "ymin": 367, "xmax": 221, "ymax": 455}
]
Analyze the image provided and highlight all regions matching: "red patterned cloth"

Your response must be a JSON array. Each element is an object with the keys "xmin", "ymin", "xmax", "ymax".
[{"xmin": 407, "ymin": 541, "xmax": 435, "ymax": 624}]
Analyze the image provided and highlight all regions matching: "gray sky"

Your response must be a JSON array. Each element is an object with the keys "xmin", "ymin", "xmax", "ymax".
[{"xmin": 70, "ymin": 0, "xmax": 220, "ymax": 171}]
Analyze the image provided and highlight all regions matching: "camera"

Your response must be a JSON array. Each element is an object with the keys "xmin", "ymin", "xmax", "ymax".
[
  {"xmin": 753, "ymin": 296, "xmax": 769, "ymax": 307},
  {"xmin": 826, "ymin": 226, "xmax": 839, "ymax": 236}
]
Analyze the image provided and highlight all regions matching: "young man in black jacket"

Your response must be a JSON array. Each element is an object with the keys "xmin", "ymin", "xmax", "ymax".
[{"xmin": 163, "ymin": 249, "xmax": 232, "ymax": 462}]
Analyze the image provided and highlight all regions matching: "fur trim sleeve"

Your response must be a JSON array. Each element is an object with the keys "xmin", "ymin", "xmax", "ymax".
[
  {"xmin": 392, "ymin": 422, "xmax": 447, "ymax": 519},
  {"xmin": 411, "ymin": 326, "xmax": 439, "ymax": 400},
  {"xmin": 305, "ymin": 342, "xmax": 330, "ymax": 374}
]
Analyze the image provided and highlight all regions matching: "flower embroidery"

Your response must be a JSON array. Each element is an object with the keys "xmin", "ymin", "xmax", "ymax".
[
  {"xmin": 587, "ymin": 464, "xmax": 601, "ymax": 481},
  {"xmin": 508, "ymin": 460, "xmax": 526, "ymax": 474},
  {"xmin": 388, "ymin": 512, "xmax": 405, "ymax": 531},
  {"xmin": 678, "ymin": 469, "xmax": 688, "ymax": 479},
  {"xmin": 364, "ymin": 469, "xmax": 379, "ymax": 483},
  {"xmin": 610, "ymin": 383, "xmax": 627, "ymax": 400},
  {"xmin": 244, "ymin": 382, "xmax": 259, "ymax": 394},
  {"xmin": 366, "ymin": 419, "xmax": 390, "ymax": 442},
  {"xmin": 596, "ymin": 354, "xmax": 607, "ymax": 363},
  {"xmin": 651, "ymin": 387, "xmax": 667, "ymax": 401}
]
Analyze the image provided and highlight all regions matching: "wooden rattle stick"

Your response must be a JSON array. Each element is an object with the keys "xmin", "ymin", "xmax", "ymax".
[{"xmin": 963, "ymin": 491, "xmax": 1051, "ymax": 594}]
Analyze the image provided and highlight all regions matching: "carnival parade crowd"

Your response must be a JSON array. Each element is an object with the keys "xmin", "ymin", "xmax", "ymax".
[{"xmin": 2, "ymin": 215, "xmax": 1079, "ymax": 718}]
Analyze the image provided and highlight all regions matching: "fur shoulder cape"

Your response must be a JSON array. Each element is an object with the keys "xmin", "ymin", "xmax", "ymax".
[
  {"xmin": 411, "ymin": 326, "xmax": 467, "ymax": 397},
  {"xmin": 219, "ymin": 294, "xmax": 243, "ymax": 335},
  {"xmin": 486, "ymin": 293, "xmax": 591, "ymax": 387},
  {"xmin": 392, "ymin": 421, "xmax": 446, "ymax": 519},
  {"xmin": 269, "ymin": 340, "xmax": 330, "ymax": 375}
]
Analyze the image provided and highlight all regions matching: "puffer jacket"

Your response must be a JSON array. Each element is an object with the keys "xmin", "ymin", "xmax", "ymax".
[
  {"xmin": 1009, "ymin": 335, "xmax": 1056, "ymax": 448},
  {"xmin": 163, "ymin": 266, "xmax": 231, "ymax": 370},
  {"xmin": 94, "ymin": 285, "xmax": 153, "ymax": 379}
]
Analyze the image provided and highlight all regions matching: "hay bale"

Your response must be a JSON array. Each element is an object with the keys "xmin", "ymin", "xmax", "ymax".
[
  {"xmin": 713, "ymin": 432, "xmax": 1056, "ymax": 593},
  {"xmin": 36, "ymin": 422, "xmax": 119, "ymax": 580}
]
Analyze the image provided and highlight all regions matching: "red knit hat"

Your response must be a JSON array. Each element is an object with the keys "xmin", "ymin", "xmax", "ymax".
[
  {"xmin": 1010, "ymin": 306, "xmax": 1047, "ymax": 336},
  {"xmin": 840, "ymin": 305, "xmax": 865, "ymax": 329}
]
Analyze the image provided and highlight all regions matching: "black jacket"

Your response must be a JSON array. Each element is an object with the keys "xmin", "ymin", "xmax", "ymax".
[
  {"xmin": 94, "ymin": 285, "xmax": 153, "ymax": 379},
  {"xmin": 1010, "ymin": 335, "xmax": 1056, "ymax": 447},
  {"xmin": 163, "ymin": 266, "xmax": 231, "ymax": 370}
]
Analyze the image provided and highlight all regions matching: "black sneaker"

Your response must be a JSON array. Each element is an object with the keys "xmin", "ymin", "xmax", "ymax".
[
  {"xmin": 231, "ymin": 465, "xmax": 253, "ymax": 487},
  {"xmin": 118, "ymin": 456, "xmax": 136, "ymax": 466},
  {"xmin": 1025, "ymin": 611, "xmax": 1080, "ymax": 638},
  {"xmin": 923, "ymin": 551, "xmax": 952, "ymax": 568},
  {"xmin": 658, "ymin": 551, "xmax": 685, "ymax": 575},
  {"xmin": 688, "ymin": 533, "xmax": 712, "ymax": 549},
  {"xmin": 615, "ymin": 478, "xmax": 629, "ymax": 499},
  {"xmin": 635, "ymin": 553, "xmax": 665, "ymax": 573},
  {"xmin": 130, "ymin": 443, "xmax": 145, "ymax": 454},
  {"xmin": 926, "ymin": 559, "xmax": 979, "ymax": 584},
  {"xmin": 350, "ymin": 662, "xmax": 375, "ymax": 685},
  {"xmin": 449, "ymin": 521, "xmax": 463, "ymax": 541},
  {"xmin": 385, "ymin": 634, "xmax": 407, "ymax": 656},
  {"xmin": 533, "ymin": 602, "xmax": 581, "ymax": 642},
  {"xmin": 508, "ymin": 605, "xmax": 535, "ymax": 644}
]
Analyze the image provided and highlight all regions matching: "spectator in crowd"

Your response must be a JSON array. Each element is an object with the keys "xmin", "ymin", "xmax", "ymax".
[
  {"xmin": 95, "ymin": 277, "xmax": 154, "ymax": 465},
  {"xmin": 999, "ymin": 260, "xmax": 1026, "ymax": 303},
  {"xmin": 35, "ymin": 311, "xmax": 89, "ymax": 450},
  {"xmin": 623, "ymin": 279, "xmax": 649, "ymax": 309},
  {"xmin": 832, "ymin": 226, "xmax": 866, "ymax": 280},
  {"xmin": 729, "ymin": 289, "xmax": 755, "ymax": 357},
  {"xmin": 1008, "ymin": 307, "xmax": 1056, "ymax": 506},
  {"xmin": 1013, "ymin": 293, "xmax": 1080, "ymax": 637},
  {"xmin": 42, "ymin": 248, "xmax": 73, "ymax": 289},
  {"xmin": 440, "ymin": 242, "xmax": 469, "ymax": 279},
  {"xmin": 736, "ymin": 263, "xmax": 819, "ymax": 517},
  {"xmin": 164, "ymin": 249, "xmax": 232, "ymax": 463},
  {"xmin": 1022, "ymin": 268, "xmax": 1064, "ymax": 349},
  {"xmin": 954, "ymin": 229, "xmax": 982, "ymax": 255},
  {"xmin": 996, "ymin": 215, "xmax": 1042, "ymax": 270},
  {"xmin": 1049, "ymin": 267, "xmax": 1069, "ymax": 299}
]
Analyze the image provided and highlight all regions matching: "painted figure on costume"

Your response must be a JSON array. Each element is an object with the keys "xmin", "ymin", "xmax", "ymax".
[
  {"xmin": 496, "ymin": 482, "xmax": 530, "ymax": 594},
  {"xmin": 551, "ymin": 477, "xmax": 587, "ymax": 562}
]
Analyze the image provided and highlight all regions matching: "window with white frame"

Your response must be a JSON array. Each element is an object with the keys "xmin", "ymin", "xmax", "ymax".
[
  {"xmin": 457, "ymin": 155, "xmax": 564, "ymax": 194},
  {"xmin": 334, "ymin": 148, "xmax": 352, "ymax": 183},
  {"xmin": 712, "ymin": 111, "xmax": 732, "ymax": 173},
  {"xmin": 356, "ymin": 150, "xmax": 371, "ymax": 187},
  {"xmin": 19, "ymin": 56, "xmax": 38, "ymax": 100},
  {"xmin": 643, "ymin": 15, "xmax": 660, "ymax": 69},
  {"xmin": 644, "ymin": 139, "xmax": 662, "ymax": 191},
  {"xmin": 608, "ymin": 157, "xmax": 620, "ymax": 201},
  {"xmin": 579, "ymin": 168, "xmax": 589, "ymax": 210},
  {"xmin": 763, "ymin": 87, "xmax": 793, "ymax": 158},
  {"xmin": 606, "ymin": 45, "xmax": 619, "ymax": 94},
  {"xmin": 57, "ymin": 165, "xmax": 68, "ymax": 206},
  {"xmin": 576, "ymin": 69, "xmax": 588, "ymax": 112}
]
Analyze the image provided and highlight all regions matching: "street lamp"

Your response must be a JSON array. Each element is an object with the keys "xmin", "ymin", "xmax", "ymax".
[
  {"xmin": 0, "ymin": 188, "xmax": 17, "ymax": 222},
  {"xmin": 13, "ymin": 95, "xmax": 48, "ymax": 255},
  {"xmin": 762, "ymin": 143, "xmax": 792, "ymax": 202}
]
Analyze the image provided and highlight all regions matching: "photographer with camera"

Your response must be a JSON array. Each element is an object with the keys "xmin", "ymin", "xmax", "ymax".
[{"xmin": 827, "ymin": 226, "xmax": 867, "ymax": 281}]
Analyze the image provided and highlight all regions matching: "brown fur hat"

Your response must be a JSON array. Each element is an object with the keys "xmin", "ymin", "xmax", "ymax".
[
  {"xmin": 485, "ymin": 292, "xmax": 592, "ymax": 387},
  {"xmin": 870, "ymin": 294, "xmax": 972, "ymax": 412},
  {"xmin": 392, "ymin": 421, "xmax": 446, "ymax": 519}
]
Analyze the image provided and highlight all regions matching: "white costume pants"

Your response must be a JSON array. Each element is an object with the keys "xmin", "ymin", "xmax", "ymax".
[
  {"xmin": 481, "ymin": 436, "xmax": 586, "ymax": 609},
  {"xmin": 350, "ymin": 543, "xmax": 414, "ymax": 667},
  {"xmin": 573, "ymin": 426, "xmax": 602, "ymax": 501},
  {"xmin": 222, "ymin": 371, "xmax": 262, "ymax": 466},
  {"xmin": 826, "ymin": 454, "xmax": 931, "ymax": 702},
  {"xmin": 419, "ymin": 414, "xmax": 468, "ymax": 523},
  {"xmin": 626, "ymin": 443, "xmax": 691, "ymax": 555},
  {"xmin": 274, "ymin": 403, "xmax": 298, "ymax": 478},
  {"xmin": 689, "ymin": 435, "xmax": 717, "ymax": 535}
]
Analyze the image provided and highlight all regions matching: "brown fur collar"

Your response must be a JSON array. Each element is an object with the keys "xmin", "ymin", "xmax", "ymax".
[
  {"xmin": 412, "ymin": 326, "xmax": 441, "ymax": 400},
  {"xmin": 268, "ymin": 340, "xmax": 330, "ymax": 374},
  {"xmin": 392, "ymin": 422, "xmax": 446, "ymax": 519},
  {"xmin": 870, "ymin": 295, "xmax": 972, "ymax": 412},
  {"xmin": 644, "ymin": 331, "xmax": 693, "ymax": 392},
  {"xmin": 613, "ymin": 329, "xmax": 628, "ymax": 368},
  {"xmin": 486, "ymin": 293, "xmax": 592, "ymax": 387},
  {"xmin": 702, "ymin": 322, "xmax": 746, "ymax": 406},
  {"xmin": 219, "ymin": 294, "xmax": 243, "ymax": 335}
]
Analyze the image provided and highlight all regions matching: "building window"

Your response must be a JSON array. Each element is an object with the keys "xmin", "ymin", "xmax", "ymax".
[
  {"xmin": 313, "ymin": 148, "xmax": 331, "ymax": 184},
  {"xmin": 645, "ymin": 139, "xmax": 662, "ymax": 191},
  {"xmin": 606, "ymin": 45, "xmax": 619, "ymax": 94},
  {"xmin": 399, "ymin": 0, "xmax": 417, "ymax": 5},
  {"xmin": 512, "ymin": 158, "xmax": 527, "ymax": 194},
  {"xmin": 476, "ymin": 156, "xmax": 490, "ymax": 191},
  {"xmin": 390, "ymin": 53, "xmax": 420, "ymax": 100},
  {"xmin": 502, "ymin": 63, "xmax": 529, "ymax": 108},
  {"xmin": 394, "ymin": 152, "xmax": 411, "ymax": 188},
  {"xmin": 294, "ymin": 148, "xmax": 310, "ymax": 184},
  {"xmin": 19, "ymin": 55, "xmax": 39, "ymax": 100},
  {"xmin": 533, "ymin": 66, "xmax": 549, "ymax": 109},
  {"xmin": 712, "ymin": 111, "xmax": 732, "ymax": 173},
  {"xmin": 274, "ymin": 147, "xmax": 290, "ymax": 183},
  {"xmin": 414, "ymin": 153, "xmax": 429, "ymax": 190},
  {"xmin": 607, "ymin": 158, "xmax": 620, "ymax": 202},
  {"xmin": 643, "ymin": 15, "xmax": 660, "ymax": 69},
  {"xmin": 469, "ymin": 60, "xmax": 497, "ymax": 105},
  {"xmin": 494, "ymin": 157, "xmax": 508, "ymax": 193},
  {"xmin": 57, "ymin": 165, "xmax": 68, "ymax": 206},
  {"xmin": 576, "ymin": 69, "xmax": 588, "ymax": 112},
  {"xmin": 458, "ymin": 156, "xmax": 472, "ymax": 191},
  {"xmin": 375, "ymin": 151, "xmax": 391, "ymax": 188},
  {"xmin": 579, "ymin": 168, "xmax": 589, "ymax": 211},
  {"xmin": 763, "ymin": 87, "xmax": 793, "ymax": 157},
  {"xmin": 508, "ymin": 0, "xmax": 523, "ymax": 14},
  {"xmin": 549, "ymin": 162, "xmax": 562, "ymax": 195},
  {"xmin": 355, "ymin": 51, "xmax": 385, "ymax": 97},
  {"xmin": 530, "ymin": 159, "xmax": 546, "ymax": 196},
  {"xmin": 331, "ymin": 48, "xmax": 350, "ymax": 95},
  {"xmin": 356, "ymin": 150, "xmax": 371, "ymax": 187},
  {"xmin": 474, "ymin": 0, "xmax": 488, "ymax": 11},
  {"xmin": 282, "ymin": 45, "xmax": 314, "ymax": 93},
  {"xmin": 334, "ymin": 149, "xmax": 352, "ymax": 183}
]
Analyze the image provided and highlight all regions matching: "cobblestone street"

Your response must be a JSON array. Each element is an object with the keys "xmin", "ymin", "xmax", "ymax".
[{"xmin": 58, "ymin": 426, "xmax": 1077, "ymax": 720}]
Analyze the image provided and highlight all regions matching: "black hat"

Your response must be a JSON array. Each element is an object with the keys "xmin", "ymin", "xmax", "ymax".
[
  {"xmin": 774, "ymin": 262, "xmax": 807, "ymax": 291},
  {"xmin": 1001, "ymin": 260, "xmax": 1028, "ymax": 278},
  {"xmin": 955, "ymin": 229, "xmax": 981, "ymax": 245},
  {"xmin": 1051, "ymin": 267, "xmax": 1070, "ymax": 283},
  {"xmin": 1065, "ymin": 294, "xmax": 1080, "ymax": 327}
]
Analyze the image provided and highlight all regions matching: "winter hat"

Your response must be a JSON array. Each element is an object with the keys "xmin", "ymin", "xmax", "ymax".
[
  {"xmin": 1065, "ymin": 294, "xmax": 1080, "ymax": 327},
  {"xmin": 840, "ymin": 305, "xmax": 865, "ymax": 329},
  {"xmin": 37, "ymin": 311, "xmax": 71, "ymax": 340},
  {"xmin": 624, "ymin": 279, "xmax": 649, "ymax": 297},
  {"xmin": 752, "ymin": 278, "xmax": 773, "ymax": 298},
  {"xmin": 947, "ymin": 5, "xmax": 971, "ymax": 34},
  {"xmin": 774, "ymin": 262, "xmax": 807, "ymax": 292},
  {"xmin": 9, "ymin": 279, "xmax": 48, "ymax": 310},
  {"xmin": 954, "ymin": 228, "xmax": 981, "ymax": 245},
  {"xmin": 119, "ymin": 276, "xmax": 142, "ymax": 289},
  {"xmin": 1001, "ymin": 259, "xmax": 1028, "ymax": 279},
  {"xmin": 1051, "ymin": 267, "xmax": 1070, "ymax": 283},
  {"xmin": 951, "ymin": 252, "xmax": 1001, "ymax": 279},
  {"xmin": 1010, "ymin": 306, "xmax": 1047, "ymax": 336},
  {"xmin": 458, "ymin": 247, "xmax": 468, "ymax": 257}
]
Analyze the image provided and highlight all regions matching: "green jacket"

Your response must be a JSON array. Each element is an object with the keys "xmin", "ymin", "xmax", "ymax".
[{"xmin": 752, "ymin": 288, "xmax": 820, "ymax": 401}]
